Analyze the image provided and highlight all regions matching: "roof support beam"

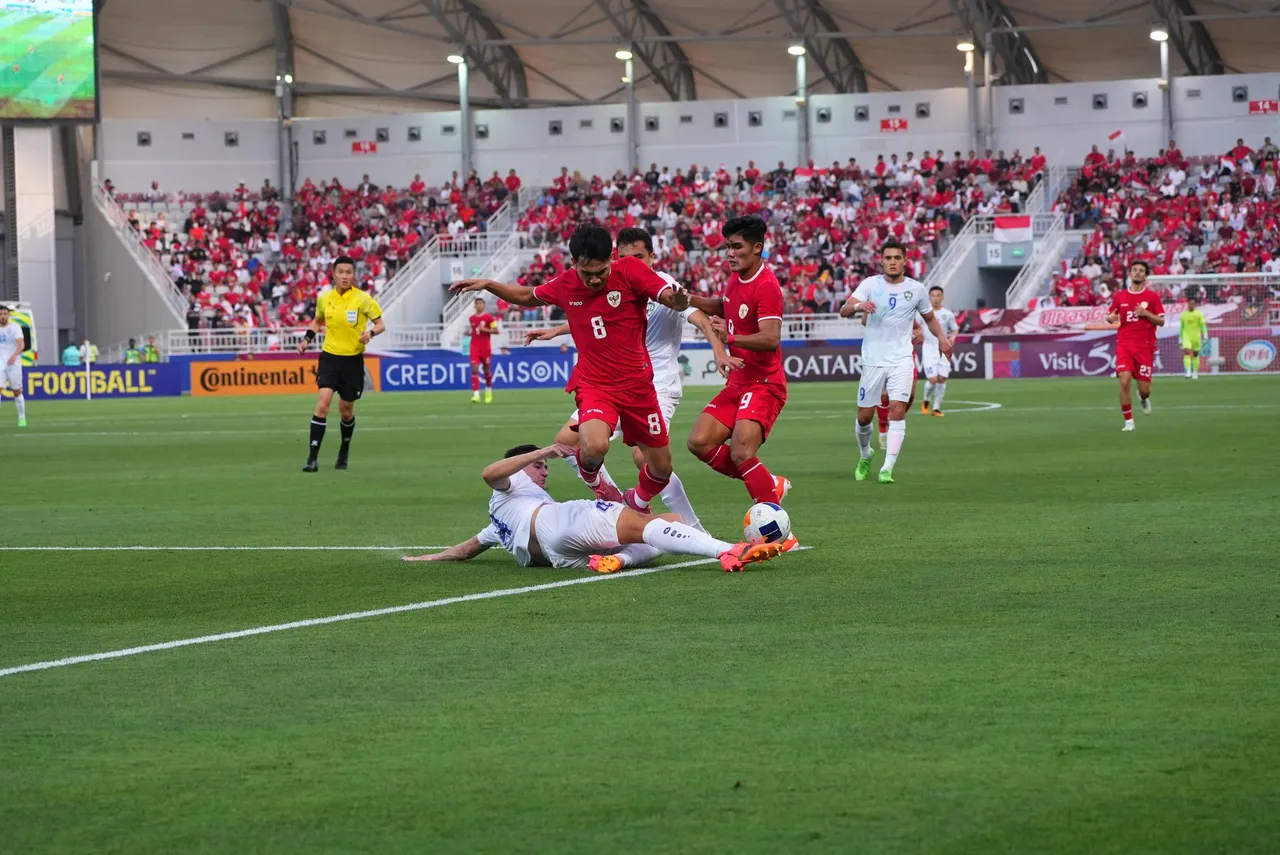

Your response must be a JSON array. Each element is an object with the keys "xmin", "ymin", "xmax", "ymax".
[
  {"xmin": 592, "ymin": 0, "xmax": 696, "ymax": 102},
  {"xmin": 1150, "ymin": 0, "xmax": 1228, "ymax": 75},
  {"xmin": 771, "ymin": 0, "xmax": 870, "ymax": 92},
  {"xmin": 948, "ymin": 0, "xmax": 1049, "ymax": 85},
  {"xmin": 416, "ymin": 0, "xmax": 529, "ymax": 107}
]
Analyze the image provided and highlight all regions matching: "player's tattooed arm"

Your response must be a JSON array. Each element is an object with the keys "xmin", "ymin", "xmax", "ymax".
[
  {"xmin": 690, "ymin": 295, "xmax": 724, "ymax": 317},
  {"xmin": 402, "ymin": 537, "xmax": 490, "ymax": 562},
  {"xmin": 451, "ymin": 279, "xmax": 544, "ymax": 307}
]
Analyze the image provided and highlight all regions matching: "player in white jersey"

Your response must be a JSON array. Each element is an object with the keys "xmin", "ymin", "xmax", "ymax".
[
  {"xmin": 919, "ymin": 286, "xmax": 959, "ymax": 417},
  {"xmin": 525, "ymin": 228, "xmax": 738, "ymax": 529},
  {"xmin": 839, "ymin": 240, "xmax": 953, "ymax": 484},
  {"xmin": 402, "ymin": 443, "xmax": 785, "ymax": 573},
  {"xmin": 0, "ymin": 305, "xmax": 28, "ymax": 427}
]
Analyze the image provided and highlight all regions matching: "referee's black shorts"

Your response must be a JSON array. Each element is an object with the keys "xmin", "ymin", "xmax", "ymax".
[{"xmin": 317, "ymin": 351, "xmax": 365, "ymax": 402}]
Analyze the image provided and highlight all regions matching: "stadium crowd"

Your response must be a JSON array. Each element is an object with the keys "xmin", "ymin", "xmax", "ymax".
[
  {"xmin": 107, "ymin": 147, "xmax": 1044, "ymax": 331},
  {"xmin": 1048, "ymin": 136, "xmax": 1280, "ymax": 309}
]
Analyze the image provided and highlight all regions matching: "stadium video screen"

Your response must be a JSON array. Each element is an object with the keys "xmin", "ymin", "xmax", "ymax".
[{"xmin": 0, "ymin": 0, "xmax": 97, "ymax": 121}]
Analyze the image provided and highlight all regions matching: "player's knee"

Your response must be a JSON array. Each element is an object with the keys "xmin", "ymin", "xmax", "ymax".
[
  {"xmin": 686, "ymin": 432, "xmax": 712, "ymax": 458},
  {"xmin": 554, "ymin": 424, "xmax": 578, "ymax": 447},
  {"xmin": 580, "ymin": 434, "xmax": 609, "ymax": 461}
]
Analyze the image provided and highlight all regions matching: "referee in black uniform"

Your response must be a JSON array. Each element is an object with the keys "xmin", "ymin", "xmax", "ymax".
[{"xmin": 297, "ymin": 255, "xmax": 385, "ymax": 471}]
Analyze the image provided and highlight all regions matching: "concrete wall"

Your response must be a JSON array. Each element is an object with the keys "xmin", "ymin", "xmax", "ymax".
[{"xmin": 96, "ymin": 73, "xmax": 1280, "ymax": 193}]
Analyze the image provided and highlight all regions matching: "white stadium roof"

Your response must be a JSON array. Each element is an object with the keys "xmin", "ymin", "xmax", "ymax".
[{"xmin": 97, "ymin": 0, "xmax": 1280, "ymax": 118}]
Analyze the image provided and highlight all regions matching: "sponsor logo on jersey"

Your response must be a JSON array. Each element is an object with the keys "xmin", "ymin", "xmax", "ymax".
[
  {"xmin": 569, "ymin": 301, "xmax": 583, "ymax": 306},
  {"xmin": 607, "ymin": 291, "xmax": 622, "ymax": 308},
  {"xmin": 738, "ymin": 303, "xmax": 749, "ymax": 319},
  {"xmin": 1238, "ymin": 339, "xmax": 1276, "ymax": 371}
]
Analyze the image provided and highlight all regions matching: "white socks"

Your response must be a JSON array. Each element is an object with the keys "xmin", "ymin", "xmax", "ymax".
[
  {"xmin": 855, "ymin": 421, "xmax": 874, "ymax": 459},
  {"xmin": 923, "ymin": 381, "xmax": 935, "ymax": 403},
  {"xmin": 932, "ymin": 382, "xmax": 946, "ymax": 411},
  {"xmin": 14, "ymin": 396, "xmax": 25, "ymax": 421},
  {"xmin": 608, "ymin": 543, "xmax": 663, "ymax": 569},
  {"xmin": 657, "ymin": 471, "xmax": 703, "ymax": 531},
  {"xmin": 883, "ymin": 420, "xmax": 906, "ymax": 471},
  {"xmin": 642, "ymin": 518, "xmax": 733, "ymax": 558}
]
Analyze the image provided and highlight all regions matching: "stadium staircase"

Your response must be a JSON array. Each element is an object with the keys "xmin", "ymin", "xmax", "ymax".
[{"xmin": 1005, "ymin": 214, "xmax": 1068, "ymax": 309}]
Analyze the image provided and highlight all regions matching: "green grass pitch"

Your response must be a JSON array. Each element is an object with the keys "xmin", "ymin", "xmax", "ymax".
[
  {"xmin": 0, "ymin": 9, "xmax": 96, "ymax": 120},
  {"xmin": 1, "ymin": 377, "xmax": 1278, "ymax": 853}
]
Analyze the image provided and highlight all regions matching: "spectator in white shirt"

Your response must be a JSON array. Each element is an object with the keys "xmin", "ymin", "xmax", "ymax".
[{"xmin": 1159, "ymin": 176, "xmax": 1179, "ymax": 198}]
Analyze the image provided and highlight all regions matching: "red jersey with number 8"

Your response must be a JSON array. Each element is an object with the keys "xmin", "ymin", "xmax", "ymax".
[
  {"xmin": 534, "ymin": 255, "xmax": 673, "ymax": 392},
  {"xmin": 723, "ymin": 264, "xmax": 787, "ymax": 389}
]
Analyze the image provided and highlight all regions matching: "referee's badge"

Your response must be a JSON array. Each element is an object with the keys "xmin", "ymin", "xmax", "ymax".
[
  {"xmin": 738, "ymin": 303, "xmax": 749, "ymax": 319},
  {"xmin": 346, "ymin": 309, "xmax": 359, "ymax": 326},
  {"xmin": 607, "ymin": 291, "xmax": 622, "ymax": 308}
]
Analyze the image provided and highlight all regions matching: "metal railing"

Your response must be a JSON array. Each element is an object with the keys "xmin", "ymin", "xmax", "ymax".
[
  {"xmin": 1005, "ymin": 214, "xmax": 1067, "ymax": 308},
  {"xmin": 1024, "ymin": 163, "xmax": 1066, "ymax": 214},
  {"xmin": 439, "ymin": 232, "xmax": 532, "ymax": 347},
  {"xmin": 925, "ymin": 215, "xmax": 982, "ymax": 290},
  {"xmin": 92, "ymin": 183, "xmax": 189, "ymax": 322}
]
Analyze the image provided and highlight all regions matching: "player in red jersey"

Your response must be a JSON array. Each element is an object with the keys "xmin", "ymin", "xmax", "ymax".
[
  {"xmin": 467, "ymin": 297, "xmax": 498, "ymax": 403},
  {"xmin": 452, "ymin": 222, "xmax": 690, "ymax": 511},
  {"xmin": 1106, "ymin": 260, "xmax": 1165, "ymax": 431},
  {"xmin": 688, "ymin": 215, "xmax": 792, "ymax": 509}
]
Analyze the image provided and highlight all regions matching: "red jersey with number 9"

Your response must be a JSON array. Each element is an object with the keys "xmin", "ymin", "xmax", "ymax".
[
  {"xmin": 723, "ymin": 264, "xmax": 787, "ymax": 389},
  {"xmin": 1109, "ymin": 287, "xmax": 1164, "ymax": 352},
  {"xmin": 534, "ymin": 254, "xmax": 673, "ymax": 393}
]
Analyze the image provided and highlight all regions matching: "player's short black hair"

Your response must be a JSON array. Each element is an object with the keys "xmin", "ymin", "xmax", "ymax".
[
  {"xmin": 504, "ymin": 444, "xmax": 540, "ymax": 459},
  {"xmin": 722, "ymin": 215, "xmax": 767, "ymax": 244},
  {"xmin": 929, "ymin": 285, "xmax": 944, "ymax": 294},
  {"xmin": 880, "ymin": 239, "xmax": 907, "ymax": 257},
  {"xmin": 473, "ymin": 296, "xmax": 485, "ymax": 304},
  {"xmin": 1131, "ymin": 260, "xmax": 1151, "ymax": 275},
  {"xmin": 569, "ymin": 223, "xmax": 614, "ymax": 263},
  {"xmin": 333, "ymin": 255, "xmax": 356, "ymax": 269},
  {"xmin": 616, "ymin": 227, "xmax": 654, "ymax": 253}
]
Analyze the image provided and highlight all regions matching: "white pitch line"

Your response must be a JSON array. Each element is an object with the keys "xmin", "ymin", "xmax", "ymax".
[
  {"xmin": 0, "ymin": 547, "xmax": 811, "ymax": 678},
  {"xmin": 0, "ymin": 545, "xmax": 450, "ymax": 552}
]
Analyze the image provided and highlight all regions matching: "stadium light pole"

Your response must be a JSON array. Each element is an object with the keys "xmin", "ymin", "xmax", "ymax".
[
  {"xmin": 983, "ymin": 32, "xmax": 994, "ymax": 154},
  {"xmin": 958, "ymin": 40, "xmax": 977, "ymax": 155},
  {"xmin": 617, "ymin": 49, "xmax": 639, "ymax": 176},
  {"xmin": 449, "ymin": 55, "xmax": 472, "ymax": 185},
  {"xmin": 1151, "ymin": 27, "xmax": 1173, "ymax": 149},
  {"xmin": 789, "ymin": 44, "xmax": 809, "ymax": 167},
  {"xmin": 274, "ymin": 72, "xmax": 295, "ymax": 232}
]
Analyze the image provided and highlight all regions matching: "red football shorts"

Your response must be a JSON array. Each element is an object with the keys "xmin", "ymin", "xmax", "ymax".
[
  {"xmin": 469, "ymin": 353, "xmax": 491, "ymax": 369},
  {"xmin": 574, "ymin": 385, "xmax": 670, "ymax": 448},
  {"xmin": 1115, "ymin": 343, "xmax": 1154, "ymax": 381},
  {"xmin": 703, "ymin": 383, "xmax": 788, "ymax": 440}
]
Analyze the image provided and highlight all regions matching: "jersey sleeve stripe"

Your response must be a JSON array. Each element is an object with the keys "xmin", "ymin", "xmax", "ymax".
[{"xmin": 757, "ymin": 315, "xmax": 783, "ymax": 322}]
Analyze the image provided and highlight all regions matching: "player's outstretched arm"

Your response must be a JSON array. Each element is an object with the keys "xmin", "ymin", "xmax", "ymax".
[
  {"xmin": 482, "ymin": 443, "xmax": 576, "ymax": 490},
  {"xmin": 726, "ymin": 318, "xmax": 782, "ymax": 352},
  {"xmin": 524, "ymin": 323, "xmax": 570, "ymax": 345},
  {"xmin": 687, "ymin": 309, "xmax": 744, "ymax": 375},
  {"xmin": 656, "ymin": 285, "xmax": 690, "ymax": 312},
  {"xmin": 451, "ymin": 278, "xmax": 544, "ymax": 308},
  {"xmin": 919, "ymin": 311, "xmax": 953, "ymax": 355},
  {"xmin": 690, "ymin": 295, "xmax": 724, "ymax": 317},
  {"xmin": 402, "ymin": 537, "xmax": 491, "ymax": 562}
]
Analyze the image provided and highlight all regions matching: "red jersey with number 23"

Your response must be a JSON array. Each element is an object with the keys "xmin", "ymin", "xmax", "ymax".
[
  {"xmin": 1109, "ymin": 287, "xmax": 1164, "ymax": 353},
  {"xmin": 723, "ymin": 264, "xmax": 786, "ymax": 389},
  {"xmin": 534, "ymin": 254, "xmax": 673, "ymax": 393}
]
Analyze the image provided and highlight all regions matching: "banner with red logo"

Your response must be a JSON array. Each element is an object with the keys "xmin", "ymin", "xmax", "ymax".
[
  {"xmin": 1248, "ymin": 99, "xmax": 1279, "ymax": 115},
  {"xmin": 879, "ymin": 118, "xmax": 908, "ymax": 133},
  {"xmin": 351, "ymin": 141, "xmax": 378, "ymax": 154}
]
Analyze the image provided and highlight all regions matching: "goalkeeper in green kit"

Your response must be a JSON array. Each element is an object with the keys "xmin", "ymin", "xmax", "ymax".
[{"xmin": 1180, "ymin": 297, "xmax": 1208, "ymax": 379}]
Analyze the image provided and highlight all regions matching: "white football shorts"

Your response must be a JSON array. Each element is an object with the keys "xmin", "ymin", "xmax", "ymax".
[
  {"xmin": 1, "ymin": 363, "xmax": 22, "ymax": 394},
  {"xmin": 571, "ymin": 388, "xmax": 680, "ymax": 441},
  {"xmin": 922, "ymin": 360, "xmax": 951, "ymax": 379},
  {"xmin": 858, "ymin": 362, "xmax": 915, "ymax": 405},
  {"xmin": 534, "ymin": 499, "xmax": 626, "ymax": 568}
]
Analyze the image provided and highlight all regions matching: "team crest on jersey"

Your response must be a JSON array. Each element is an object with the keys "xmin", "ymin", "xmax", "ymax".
[
  {"xmin": 607, "ymin": 290, "xmax": 622, "ymax": 308},
  {"xmin": 738, "ymin": 303, "xmax": 749, "ymax": 319},
  {"xmin": 345, "ymin": 309, "xmax": 359, "ymax": 326},
  {"xmin": 904, "ymin": 291, "xmax": 913, "ymax": 301}
]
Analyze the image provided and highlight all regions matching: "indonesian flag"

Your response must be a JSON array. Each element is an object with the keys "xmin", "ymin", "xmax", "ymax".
[
  {"xmin": 1108, "ymin": 129, "xmax": 1124, "ymax": 143},
  {"xmin": 993, "ymin": 214, "xmax": 1032, "ymax": 243}
]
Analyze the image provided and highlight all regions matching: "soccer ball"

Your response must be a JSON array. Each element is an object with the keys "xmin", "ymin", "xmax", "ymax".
[{"xmin": 743, "ymin": 502, "xmax": 791, "ymax": 544}]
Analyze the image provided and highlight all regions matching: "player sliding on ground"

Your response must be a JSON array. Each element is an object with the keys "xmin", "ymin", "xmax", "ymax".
[
  {"xmin": 523, "ymin": 227, "xmax": 740, "ymax": 531},
  {"xmin": 402, "ymin": 444, "xmax": 787, "ymax": 573},
  {"xmin": 451, "ymin": 222, "xmax": 690, "ymax": 515},
  {"xmin": 1106, "ymin": 260, "xmax": 1165, "ymax": 431},
  {"xmin": 841, "ymin": 240, "xmax": 954, "ymax": 484}
]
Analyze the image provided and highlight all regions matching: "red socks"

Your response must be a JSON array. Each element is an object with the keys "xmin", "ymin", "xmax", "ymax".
[
  {"xmin": 576, "ymin": 449, "xmax": 602, "ymax": 486},
  {"xmin": 471, "ymin": 374, "xmax": 480, "ymax": 392},
  {"xmin": 738, "ymin": 457, "xmax": 779, "ymax": 504},
  {"xmin": 636, "ymin": 465, "xmax": 671, "ymax": 504},
  {"xmin": 1122, "ymin": 404, "xmax": 1133, "ymax": 422},
  {"xmin": 877, "ymin": 404, "xmax": 889, "ymax": 432},
  {"xmin": 698, "ymin": 445, "xmax": 741, "ymax": 479}
]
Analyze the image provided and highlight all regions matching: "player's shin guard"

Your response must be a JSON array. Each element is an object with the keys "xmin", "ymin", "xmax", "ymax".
[
  {"xmin": 641, "ymin": 518, "xmax": 733, "ymax": 559},
  {"xmin": 308, "ymin": 417, "xmax": 326, "ymax": 460},
  {"xmin": 658, "ymin": 471, "xmax": 702, "ymax": 530},
  {"xmin": 698, "ymin": 445, "xmax": 741, "ymax": 479},
  {"xmin": 634, "ymin": 465, "xmax": 671, "ymax": 507},
  {"xmin": 855, "ymin": 421, "xmax": 874, "ymax": 459},
  {"xmin": 738, "ymin": 457, "xmax": 780, "ymax": 504},
  {"xmin": 883, "ymin": 420, "xmax": 906, "ymax": 471},
  {"xmin": 933, "ymin": 382, "xmax": 947, "ymax": 411}
]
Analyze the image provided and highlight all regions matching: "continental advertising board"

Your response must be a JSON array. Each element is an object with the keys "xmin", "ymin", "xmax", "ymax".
[
  {"xmin": 19, "ymin": 365, "xmax": 183, "ymax": 400},
  {"xmin": 189, "ymin": 359, "xmax": 382, "ymax": 397}
]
